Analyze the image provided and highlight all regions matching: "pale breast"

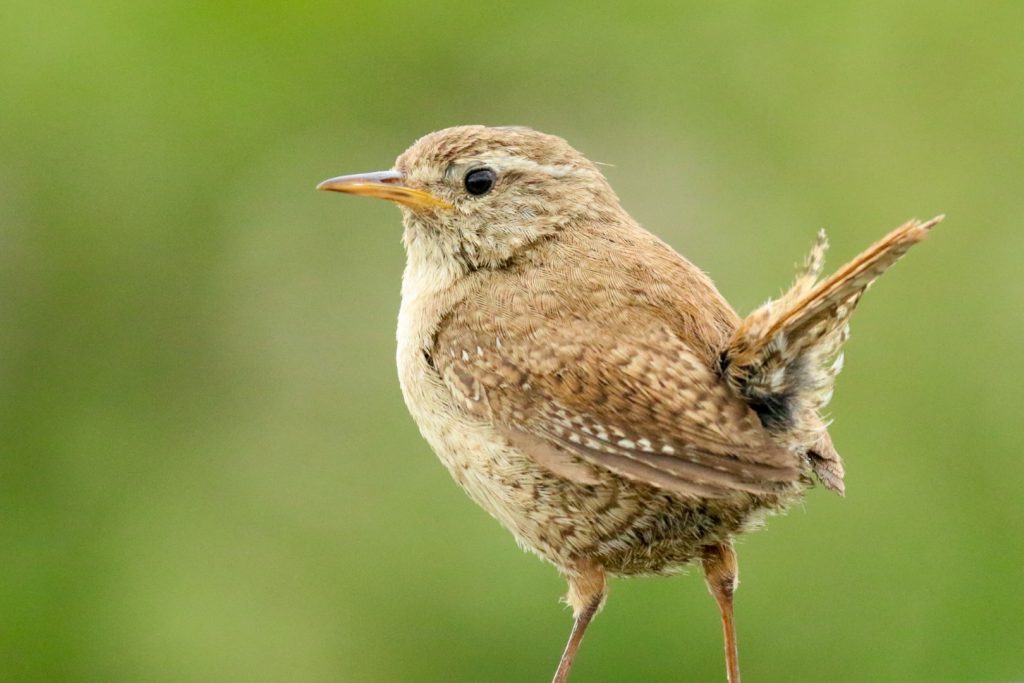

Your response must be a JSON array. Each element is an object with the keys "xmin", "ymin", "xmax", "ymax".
[{"xmin": 396, "ymin": 266, "xmax": 578, "ymax": 565}]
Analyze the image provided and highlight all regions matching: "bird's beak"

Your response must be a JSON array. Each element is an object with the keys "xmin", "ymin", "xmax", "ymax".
[{"xmin": 316, "ymin": 170, "xmax": 452, "ymax": 210}]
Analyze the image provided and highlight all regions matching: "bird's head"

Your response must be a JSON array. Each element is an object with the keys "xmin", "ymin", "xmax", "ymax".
[{"xmin": 318, "ymin": 125, "xmax": 623, "ymax": 271}]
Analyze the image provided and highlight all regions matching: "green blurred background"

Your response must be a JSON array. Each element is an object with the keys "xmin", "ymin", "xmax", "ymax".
[{"xmin": 2, "ymin": 1, "xmax": 1022, "ymax": 681}]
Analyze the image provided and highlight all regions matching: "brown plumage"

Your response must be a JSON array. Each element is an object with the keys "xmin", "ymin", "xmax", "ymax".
[{"xmin": 317, "ymin": 125, "xmax": 940, "ymax": 683}]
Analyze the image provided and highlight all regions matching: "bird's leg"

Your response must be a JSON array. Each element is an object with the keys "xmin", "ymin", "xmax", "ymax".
[
  {"xmin": 552, "ymin": 560, "xmax": 607, "ymax": 683},
  {"xmin": 702, "ymin": 542, "xmax": 741, "ymax": 683}
]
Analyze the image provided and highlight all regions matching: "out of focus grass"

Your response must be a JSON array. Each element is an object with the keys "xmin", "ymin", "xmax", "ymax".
[{"xmin": 2, "ymin": 2, "xmax": 1022, "ymax": 681}]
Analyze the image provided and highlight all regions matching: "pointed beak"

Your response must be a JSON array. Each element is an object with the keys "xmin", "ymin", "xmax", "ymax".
[{"xmin": 316, "ymin": 170, "xmax": 452, "ymax": 210}]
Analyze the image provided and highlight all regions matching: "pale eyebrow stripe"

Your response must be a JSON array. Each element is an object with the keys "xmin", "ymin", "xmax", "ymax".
[{"xmin": 449, "ymin": 155, "xmax": 582, "ymax": 179}]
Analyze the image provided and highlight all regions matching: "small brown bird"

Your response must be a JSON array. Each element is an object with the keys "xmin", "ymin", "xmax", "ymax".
[{"xmin": 318, "ymin": 125, "xmax": 940, "ymax": 683}]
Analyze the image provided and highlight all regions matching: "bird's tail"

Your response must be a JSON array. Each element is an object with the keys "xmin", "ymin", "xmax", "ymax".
[{"xmin": 721, "ymin": 216, "xmax": 942, "ymax": 487}]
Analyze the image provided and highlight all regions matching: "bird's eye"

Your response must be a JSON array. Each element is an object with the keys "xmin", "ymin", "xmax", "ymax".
[{"xmin": 464, "ymin": 168, "xmax": 496, "ymax": 196}]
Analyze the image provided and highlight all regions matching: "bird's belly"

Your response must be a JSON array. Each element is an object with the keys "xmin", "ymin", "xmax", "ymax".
[{"xmin": 397, "ymin": 343, "xmax": 577, "ymax": 564}]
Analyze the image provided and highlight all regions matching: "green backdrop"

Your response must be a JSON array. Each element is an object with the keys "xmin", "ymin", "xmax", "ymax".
[{"xmin": 2, "ymin": 2, "xmax": 1022, "ymax": 681}]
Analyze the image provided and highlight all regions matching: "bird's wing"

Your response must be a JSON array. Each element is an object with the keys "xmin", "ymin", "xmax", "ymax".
[
  {"xmin": 722, "ymin": 217, "xmax": 941, "ymax": 447},
  {"xmin": 434, "ymin": 310, "xmax": 802, "ymax": 500}
]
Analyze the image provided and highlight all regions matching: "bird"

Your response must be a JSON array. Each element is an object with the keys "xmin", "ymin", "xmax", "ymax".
[{"xmin": 317, "ymin": 125, "xmax": 940, "ymax": 683}]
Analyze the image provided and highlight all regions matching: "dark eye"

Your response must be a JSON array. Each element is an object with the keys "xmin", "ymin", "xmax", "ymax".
[{"xmin": 464, "ymin": 168, "xmax": 496, "ymax": 196}]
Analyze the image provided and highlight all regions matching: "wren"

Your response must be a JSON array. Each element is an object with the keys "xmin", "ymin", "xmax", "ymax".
[{"xmin": 318, "ymin": 125, "xmax": 940, "ymax": 683}]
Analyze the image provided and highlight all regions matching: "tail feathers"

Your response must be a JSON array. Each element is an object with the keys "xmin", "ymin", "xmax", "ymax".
[
  {"xmin": 723, "ymin": 216, "xmax": 942, "ymax": 446},
  {"xmin": 808, "ymin": 430, "xmax": 846, "ymax": 496}
]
